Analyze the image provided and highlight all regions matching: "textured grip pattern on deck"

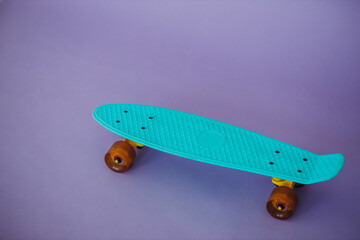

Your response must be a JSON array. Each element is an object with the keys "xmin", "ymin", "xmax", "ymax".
[{"xmin": 93, "ymin": 104, "xmax": 344, "ymax": 184}]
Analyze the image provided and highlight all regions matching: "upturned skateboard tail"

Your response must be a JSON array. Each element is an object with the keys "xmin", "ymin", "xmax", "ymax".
[{"xmin": 315, "ymin": 153, "xmax": 344, "ymax": 182}]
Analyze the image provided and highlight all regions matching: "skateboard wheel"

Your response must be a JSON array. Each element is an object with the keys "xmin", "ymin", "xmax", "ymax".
[
  {"xmin": 104, "ymin": 141, "xmax": 136, "ymax": 173},
  {"xmin": 266, "ymin": 186, "xmax": 298, "ymax": 220}
]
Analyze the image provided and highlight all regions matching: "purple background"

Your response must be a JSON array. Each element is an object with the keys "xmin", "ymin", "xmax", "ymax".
[{"xmin": 1, "ymin": 1, "xmax": 360, "ymax": 239}]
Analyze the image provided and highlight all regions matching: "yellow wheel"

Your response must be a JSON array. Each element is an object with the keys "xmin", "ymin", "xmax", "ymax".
[
  {"xmin": 104, "ymin": 141, "xmax": 136, "ymax": 173},
  {"xmin": 266, "ymin": 186, "xmax": 298, "ymax": 220}
]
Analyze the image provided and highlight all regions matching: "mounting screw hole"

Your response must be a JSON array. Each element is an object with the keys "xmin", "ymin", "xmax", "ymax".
[
  {"xmin": 116, "ymin": 120, "xmax": 120, "ymax": 123},
  {"xmin": 297, "ymin": 170, "xmax": 302, "ymax": 173},
  {"xmin": 275, "ymin": 151, "xmax": 280, "ymax": 153},
  {"xmin": 124, "ymin": 111, "xmax": 128, "ymax": 113},
  {"xmin": 269, "ymin": 162, "xmax": 274, "ymax": 165},
  {"xmin": 303, "ymin": 158, "xmax": 308, "ymax": 161},
  {"xmin": 149, "ymin": 117, "xmax": 153, "ymax": 119},
  {"xmin": 141, "ymin": 127, "xmax": 146, "ymax": 129}
]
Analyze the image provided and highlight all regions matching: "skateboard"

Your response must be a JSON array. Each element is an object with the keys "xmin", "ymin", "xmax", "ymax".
[{"xmin": 93, "ymin": 103, "xmax": 344, "ymax": 220}]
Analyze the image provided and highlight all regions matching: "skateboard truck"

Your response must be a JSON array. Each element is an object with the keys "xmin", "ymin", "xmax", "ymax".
[
  {"xmin": 271, "ymin": 178, "xmax": 295, "ymax": 188},
  {"xmin": 125, "ymin": 139, "xmax": 145, "ymax": 149}
]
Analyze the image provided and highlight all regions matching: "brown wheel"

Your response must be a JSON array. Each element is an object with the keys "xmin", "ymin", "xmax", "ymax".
[
  {"xmin": 104, "ymin": 141, "xmax": 136, "ymax": 173},
  {"xmin": 266, "ymin": 186, "xmax": 298, "ymax": 220}
]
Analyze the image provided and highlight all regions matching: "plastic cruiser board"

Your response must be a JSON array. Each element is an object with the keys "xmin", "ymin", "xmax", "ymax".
[{"xmin": 93, "ymin": 104, "xmax": 344, "ymax": 184}]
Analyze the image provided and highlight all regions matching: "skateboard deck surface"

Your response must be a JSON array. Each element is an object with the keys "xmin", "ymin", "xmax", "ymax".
[{"xmin": 93, "ymin": 104, "xmax": 344, "ymax": 184}]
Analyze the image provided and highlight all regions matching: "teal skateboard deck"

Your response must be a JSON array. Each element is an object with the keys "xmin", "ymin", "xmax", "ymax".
[{"xmin": 93, "ymin": 104, "xmax": 344, "ymax": 185}]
